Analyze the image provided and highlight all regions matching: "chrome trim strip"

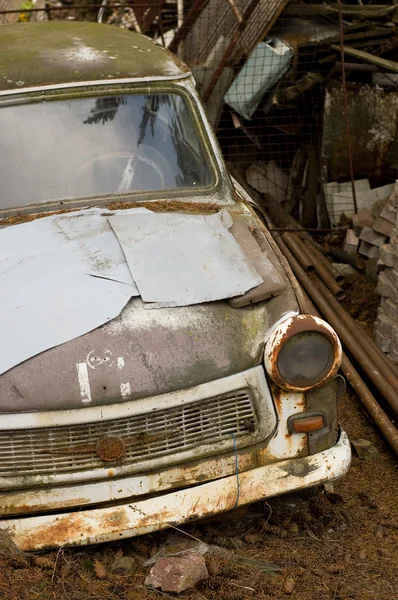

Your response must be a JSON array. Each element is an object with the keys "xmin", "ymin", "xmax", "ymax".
[
  {"xmin": 0, "ymin": 367, "xmax": 267, "ymax": 429},
  {"xmin": 0, "ymin": 73, "xmax": 192, "ymax": 98}
]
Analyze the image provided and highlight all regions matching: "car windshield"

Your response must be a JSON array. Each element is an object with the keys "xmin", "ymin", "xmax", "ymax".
[{"xmin": 0, "ymin": 93, "xmax": 213, "ymax": 209}]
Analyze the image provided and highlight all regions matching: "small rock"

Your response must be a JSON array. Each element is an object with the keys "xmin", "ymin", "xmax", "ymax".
[
  {"xmin": 145, "ymin": 554, "xmax": 208, "ymax": 593},
  {"xmin": 243, "ymin": 532, "xmax": 263, "ymax": 544},
  {"xmin": 359, "ymin": 549, "xmax": 367, "ymax": 560},
  {"xmin": 288, "ymin": 522, "xmax": 299, "ymax": 535},
  {"xmin": 352, "ymin": 439, "xmax": 380, "ymax": 460},
  {"xmin": 326, "ymin": 565, "xmax": 341, "ymax": 574},
  {"xmin": 283, "ymin": 577, "xmax": 295, "ymax": 595},
  {"xmin": 375, "ymin": 525, "xmax": 385, "ymax": 540},
  {"xmin": 332, "ymin": 263, "xmax": 357, "ymax": 276},
  {"xmin": 33, "ymin": 555, "xmax": 56, "ymax": 569},
  {"xmin": 94, "ymin": 560, "xmax": 108, "ymax": 580},
  {"xmin": 111, "ymin": 556, "xmax": 137, "ymax": 576}
]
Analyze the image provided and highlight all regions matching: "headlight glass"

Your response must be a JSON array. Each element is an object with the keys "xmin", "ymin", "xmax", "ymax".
[{"xmin": 277, "ymin": 332, "xmax": 334, "ymax": 388}]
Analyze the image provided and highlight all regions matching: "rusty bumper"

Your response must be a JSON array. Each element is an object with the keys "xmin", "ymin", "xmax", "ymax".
[{"xmin": 1, "ymin": 429, "xmax": 351, "ymax": 551}]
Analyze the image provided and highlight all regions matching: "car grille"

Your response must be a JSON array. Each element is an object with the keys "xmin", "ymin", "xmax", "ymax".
[{"xmin": 0, "ymin": 389, "xmax": 256, "ymax": 478}]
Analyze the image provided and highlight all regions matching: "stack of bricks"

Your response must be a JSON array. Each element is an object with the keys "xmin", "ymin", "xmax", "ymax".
[
  {"xmin": 373, "ymin": 181, "xmax": 398, "ymax": 361},
  {"xmin": 353, "ymin": 192, "xmax": 397, "ymax": 263}
]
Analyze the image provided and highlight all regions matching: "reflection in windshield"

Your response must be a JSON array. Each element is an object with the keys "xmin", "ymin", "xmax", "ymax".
[{"xmin": 0, "ymin": 93, "xmax": 213, "ymax": 209}]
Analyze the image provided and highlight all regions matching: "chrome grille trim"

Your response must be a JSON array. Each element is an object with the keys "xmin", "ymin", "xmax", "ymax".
[
  {"xmin": 0, "ymin": 367, "xmax": 277, "ymax": 489},
  {"xmin": 0, "ymin": 390, "xmax": 255, "ymax": 478}
]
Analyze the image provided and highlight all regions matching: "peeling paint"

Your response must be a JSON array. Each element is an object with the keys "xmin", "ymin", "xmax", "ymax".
[{"xmin": 76, "ymin": 362, "xmax": 92, "ymax": 404}]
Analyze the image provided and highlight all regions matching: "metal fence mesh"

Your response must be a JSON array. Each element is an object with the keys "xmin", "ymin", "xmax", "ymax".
[{"xmin": 2, "ymin": 0, "xmax": 397, "ymax": 228}]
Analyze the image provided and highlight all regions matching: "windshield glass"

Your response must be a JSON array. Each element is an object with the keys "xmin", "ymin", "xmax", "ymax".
[{"xmin": 0, "ymin": 93, "xmax": 213, "ymax": 209}]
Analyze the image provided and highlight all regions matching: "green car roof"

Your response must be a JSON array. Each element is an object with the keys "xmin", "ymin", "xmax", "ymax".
[{"xmin": 0, "ymin": 21, "xmax": 190, "ymax": 93}]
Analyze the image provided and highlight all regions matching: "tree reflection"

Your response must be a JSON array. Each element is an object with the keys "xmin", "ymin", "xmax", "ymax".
[
  {"xmin": 83, "ymin": 93, "xmax": 209, "ymax": 188},
  {"xmin": 84, "ymin": 97, "xmax": 126, "ymax": 126}
]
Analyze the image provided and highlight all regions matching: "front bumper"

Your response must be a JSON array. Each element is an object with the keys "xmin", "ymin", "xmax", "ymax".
[{"xmin": 1, "ymin": 429, "xmax": 351, "ymax": 551}]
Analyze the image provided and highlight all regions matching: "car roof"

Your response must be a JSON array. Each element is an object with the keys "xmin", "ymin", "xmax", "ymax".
[{"xmin": 0, "ymin": 21, "xmax": 190, "ymax": 93}]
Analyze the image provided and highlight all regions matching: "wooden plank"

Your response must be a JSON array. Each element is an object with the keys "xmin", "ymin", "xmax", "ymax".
[{"xmin": 331, "ymin": 44, "xmax": 398, "ymax": 73}]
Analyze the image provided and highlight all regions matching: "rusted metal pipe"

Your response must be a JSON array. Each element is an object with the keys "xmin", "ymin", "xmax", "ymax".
[
  {"xmin": 287, "ymin": 229, "xmax": 398, "ymax": 383},
  {"xmin": 284, "ymin": 233, "xmax": 345, "ymax": 299},
  {"xmin": 296, "ymin": 292, "xmax": 398, "ymax": 455},
  {"xmin": 301, "ymin": 237, "xmax": 345, "ymax": 284},
  {"xmin": 282, "ymin": 232, "xmax": 315, "ymax": 274},
  {"xmin": 341, "ymin": 353, "xmax": 398, "ymax": 455},
  {"xmin": 272, "ymin": 232, "xmax": 398, "ymax": 416},
  {"xmin": 311, "ymin": 276, "xmax": 398, "ymax": 389},
  {"xmin": 294, "ymin": 281, "xmax": 398, "ymax": 455}
]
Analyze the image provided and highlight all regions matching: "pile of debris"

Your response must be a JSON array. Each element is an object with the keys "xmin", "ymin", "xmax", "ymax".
[{"xmin": 171, "ymin": 1, "xmax": 398, "ymax": 229}]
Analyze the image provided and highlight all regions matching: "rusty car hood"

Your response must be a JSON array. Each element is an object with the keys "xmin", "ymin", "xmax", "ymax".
[{"xmin": 0, "ymin": 289, "xmax": 297, "ymax": 412}]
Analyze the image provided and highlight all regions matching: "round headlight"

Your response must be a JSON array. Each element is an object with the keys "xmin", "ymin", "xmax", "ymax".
[{"xmin": 264, "ymin": 315, "xmax": 341, "ymax": 391}]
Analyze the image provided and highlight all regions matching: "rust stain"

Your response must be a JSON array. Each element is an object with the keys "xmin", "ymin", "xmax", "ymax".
[
  {"xmin": 38, "ymin": 429, "xmax": 178, "ymax": 457},
  {"xmin": 272, "ymin": 385, "xmax": 283, "ymax": 415},
  {"xmin": 0, "ymin": 202, "xmax": 220, "ymax": 228},
  {"xmin": 19, "ymin": 514, "xmax": 93, "ymax": 551},
  {"xmin": 102, "ymin": 509, "xmax": 129, "ymax": 530},
  {"xmin": 267, "ymin": 315, "xmax": 340, "ymax": 392},
  {"xmin": 1, "ymin": 498, "xmax": 90, "ymax": 517},
  {"xmin": 96, "ymin": 436, "xmax": 126, "ymax": 462}
]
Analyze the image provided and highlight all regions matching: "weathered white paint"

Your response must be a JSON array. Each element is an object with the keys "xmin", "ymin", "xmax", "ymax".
[
  {"xmin": 262, "ymin": 390, "xmax": 307, "ymax": 460},
  {"xmin": 0, "ymin": 367, "xmax": 270, "ymax": 429},
  {"xmin": 117, "ymin": 357, "xmax": 125, "ymax": 369},
  {"xmin": 0, "ymin": 430, "xmax": 351, "ymax": 551},
  {"xmin": 120, "ymin": 382, "xmax": 131, "ymax": 398},
  {"xmin": 76, "ymin": 363, "xmax": 92, "ymax": 404}
]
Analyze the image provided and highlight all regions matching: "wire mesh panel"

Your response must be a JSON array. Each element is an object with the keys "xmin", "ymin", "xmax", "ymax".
[{"xmin": 1, "ymin": 0, "xmax": 398, "ymax": 227}]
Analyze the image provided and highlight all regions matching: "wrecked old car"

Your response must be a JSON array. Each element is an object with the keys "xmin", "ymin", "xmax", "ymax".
[{"xmin": 0, "ymin": 21, "xmax": 351, "ymax": 551}]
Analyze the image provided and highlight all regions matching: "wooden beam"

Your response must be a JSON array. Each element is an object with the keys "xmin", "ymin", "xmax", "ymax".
[{"xmin": 331, "ymin": 44, "xmax": 398, "ymax": 73}]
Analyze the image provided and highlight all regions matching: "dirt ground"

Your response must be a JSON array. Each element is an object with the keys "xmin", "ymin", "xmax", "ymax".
[{"xmin": 1, "ymin": 274, "xmax": 397, "ymax": 600}]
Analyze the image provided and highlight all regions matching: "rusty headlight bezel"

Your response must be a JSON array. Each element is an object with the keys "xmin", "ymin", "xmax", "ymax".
[{"xmin": 264, "ymin": 314, "xmax": 342, "ymax": 392}]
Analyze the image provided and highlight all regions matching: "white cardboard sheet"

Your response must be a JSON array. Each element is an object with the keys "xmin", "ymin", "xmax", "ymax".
[
  {"xmin": 0, "ymin": 208, "xmax": 146, "ymax": 375},
  {"xmin": 109, "ymin": 210, "xmax": 263, "ymax": 307}
]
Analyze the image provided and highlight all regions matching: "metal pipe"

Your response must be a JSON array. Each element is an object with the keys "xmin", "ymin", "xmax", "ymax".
[
  {"xmin": 341, "ymin": 354, "xmax": 398, "ymax": 455},
  {"xmin": 270, "ymin": 228, "xmax": 398, "ymax": 454},
  {"xmin": 286, "ymin": 229, "xmax": 398, "ymax": 383},
  {"xmin": 272, "ymin": 232, "xmax": 398, "ymax": 416},
  {"xmin": 301, "ymin": 237, "xmax": 345, "ymax": 284},
  {"xmin": 284, "ymin": 233, "xmax": 345, "ymax": 299},
  {"xmin": 311, "ymin": 276, "xmax": 398, "ymax": 388},
  {"xmin": 295, "ymin": 287, "xmax": 398, "ymax": 454},
  {"xmin": 282, "ymin": 232, "xmax": 315, "ymax": 274}
]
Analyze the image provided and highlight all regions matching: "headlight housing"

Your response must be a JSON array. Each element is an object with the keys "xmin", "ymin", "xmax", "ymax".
[{"xmin": 264, "ymin": 314, "xmax": 342, "ymax": 392}]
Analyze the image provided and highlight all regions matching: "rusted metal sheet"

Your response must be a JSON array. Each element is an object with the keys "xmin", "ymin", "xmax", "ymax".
[
  {"xmin": 1, "ymin": 430, "xmax": 351, "ymax": 551},
  {"xmin": 322, "ymin": 83, "xmax": 398, "ymax": 184}
]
